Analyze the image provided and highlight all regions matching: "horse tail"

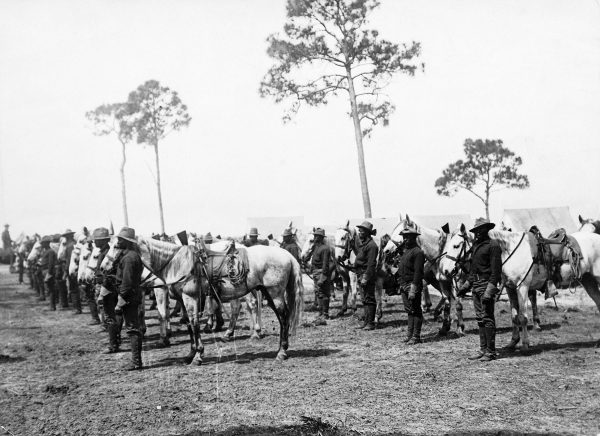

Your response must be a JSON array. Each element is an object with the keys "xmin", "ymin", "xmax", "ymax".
[{"xmin": 287, "ymin": 257, "xmax": 304, "ymax": 336}]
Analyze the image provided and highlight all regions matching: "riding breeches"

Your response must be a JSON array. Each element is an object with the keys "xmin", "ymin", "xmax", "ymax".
[
  {"xmin": 400, "ymin": 284, "xmax": 423, "ymax": 316},
  {"xmin": 122, "ymin": 302, "xmax": 142, "ymax": 336},
  {"xmin": 472, "ymin": 279, "xmax": 495, "ymax": 329}
]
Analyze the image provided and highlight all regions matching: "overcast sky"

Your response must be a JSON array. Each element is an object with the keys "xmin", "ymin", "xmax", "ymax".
[{"xmin": 1, "ymin": 0, "xmax": 599, "ymax": 237}]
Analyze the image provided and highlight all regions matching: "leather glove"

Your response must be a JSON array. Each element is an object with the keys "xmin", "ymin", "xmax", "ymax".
[
  {"xmin": 456, "ymin": 280, "xmax": 471, "ymax": 297},
  {"xmin": 115, "ymin": 295, "xmax": 127, "ymax": 315},
  {"xmin": 482, "ymin": 283, "xmax": 497, "ymax": 303},
  {"xmin": 408, "ymin": 283, "xmax": 417, "ymax": 301}
]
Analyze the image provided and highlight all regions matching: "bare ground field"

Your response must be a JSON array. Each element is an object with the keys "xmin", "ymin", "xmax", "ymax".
[{"xmin": 1, "ymin": 264, "xmax": 599, "ymax": 436}]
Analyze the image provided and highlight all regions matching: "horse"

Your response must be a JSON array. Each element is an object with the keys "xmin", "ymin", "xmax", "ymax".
[
  {"xmin": 578, "ymin": 215, "xmax": 600, "ymax": 234},
  {"xmin": 381, "ymin": 215, "xmax": 464, "ymax": 335},
  {"xmin": 440, "ymin": 226, "xmax": 600, "ymax": 350},
  {"xmin": 100, "ymin": 236, "xmax": 304, "ymax": 364}
]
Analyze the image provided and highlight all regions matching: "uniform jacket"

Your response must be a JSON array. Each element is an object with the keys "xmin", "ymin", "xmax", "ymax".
[
  {"xmin": 311, "ymin": 241, "xmax": 333, "ymax": 284},
  {"xmin": 116, "ymin": 249, "xmax": 144, "ymax": 303},
  {"xmin": 396, "ymin": 243, "xmax": 425, "ymax": 287},
  {"xmin": 39, "ymin": 247, "xmax": 57, "ymax": 275},
  {"xmin": 2, "ymin": 230, "xmax": 11, "ymax": 250},
  {"xmin": 281, "ymin": 241, "xmax": 301, "ymax": 263},
  {"xmin": 353, "ymin": 237, "xmax": 378, "ymax": 283},
  {"xmin": 468, "ymin": 235, "xmax": 502, "ymax": 286}
]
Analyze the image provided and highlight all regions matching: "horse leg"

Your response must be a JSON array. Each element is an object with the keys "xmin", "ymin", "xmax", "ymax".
[
  {"xmin": 246, "ymin": 293, "xmax": 262, "ymax": 340},
  {"xmin": 437, "ymin": 281, "xmax": 452, "ymax": 335},
  {"xmin": 517, "ymin": 285, "xmax": 530, "ymax": 351},
  {"xmin": 580, "ymin": 273, "xmax": 600, "ymax": 314},
  {"xmin": 529, "ymin": 288, "xmax": 541, "ymax": 331},
  {"xmin": 505, "ymin": 286, "xmax": 521, "ymax": 350},
  {"xmin": 154, "ymin": 286, "xmax": 170, "ymax": 347},
  {"xmin": 203, "ymin": 295, "xmax": 215, "ymax": 333},
  {"xmin": 182, "ymin": 291, "xmax": 203, "ymax": 366},
  {"xmin": 374, "ymin": 284, "xmax": 383, "ymax": 324},
  {"xmin": 140, "ymin": 290, "xmax": 147, "ymax": 337},
  {"xmin": 223, "ymin": 298, "xmax": 242, "ymax": 340},
  {"xmin": 350, "ymin": 272, "xmax": 360, "ymax": 317},
  {"xmin": 259, "ymin": 286, "xmax": 289, "ymax": 361},
  {"xmin": 422, "ymin": 284, "xmax": 432, "ymax": 313},
  {"xmin": 432, "ymin": 296, "xmax": 446, "ymax": 321}
]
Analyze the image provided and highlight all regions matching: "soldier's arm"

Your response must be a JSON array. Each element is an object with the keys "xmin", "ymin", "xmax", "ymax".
[
  {"xmin": 413, "ymin": 250, "xmax": 425, "ymax": 285},
  {"xmin": 319, "ymin": 247, "xmax": 330, "ymax": 283},
  {"xmin": 365, "ymin": 243, "xmax": 378, "ymax": 281},
  {"xmin": 119, "ymin": 257, "xmax": 136, "ymax": 301},
  {"xmin": 489, "ymin": 243, "xmax": 502, "ymax": 286}
]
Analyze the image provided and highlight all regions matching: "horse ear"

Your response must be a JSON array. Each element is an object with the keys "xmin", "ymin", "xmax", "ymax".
[
  {"xmin": 460, "ymin": 223, "xmax": 466, "ymax": 233},
  {"xmin": 579, "ymin": 215, "xmax": 584, "ymax": 224},
  {"xmin": 345, "ymin": 219, "xmax": 350, "ymax": 228},
  {"xmin": 398, "ymin": 212, "xmax": 403, "ymax": 222},
  {"xmin": 372, "ymin": 229, "xmax": 377, "ymax": 236},
  {"xmin": 441, "ymin": 223, "xmax": 450, "ymax": 234},
  {"xmin": 406, "ymin": 214, "xmax": 411, "ymax": 224},
  {"xmin": 288, "ymin": 221, "xmax": 293, "ymax": 228}
]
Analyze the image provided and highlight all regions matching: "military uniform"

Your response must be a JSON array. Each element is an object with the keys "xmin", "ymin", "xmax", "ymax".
[
  {"xmin": 462, "ymin": 218, "xmax": 502, "ymax": 361},
  {"xmin": 280, "ymin": 228, "xmax": 301, "ymax": 263},
  {"xmin": 310, "ymin": 228, "xmax": 333, "ymax": 323},
  {"xmin": 39, "ymin": 238, "xmax": 58, "ymax": 310},
  {"xmin": 395, "ymin": 224, "xmax": 425, "ymax": 343},
  {"xmin": 114, "ymin": 227, "xmax": 144, "ymax": 370},
  {"xmin": 353, "ymin": 221, "xmax": 379, "ymax": 330}
]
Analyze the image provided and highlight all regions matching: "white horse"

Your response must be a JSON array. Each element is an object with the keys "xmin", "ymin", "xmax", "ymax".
[
  {"xmin": 101, "ymin": 236, "xmax": 304, "ymax": 364},
  {"xmin": 440, "ymin": 226, "xmax": 600, "ymax": 351},
  {"xmin": 578, "ymin": 215, "xmax": 600, "ymax": 234},
  {"xmin": 381, "ymin": 216, "xmax": 463, "ymax": 335}
]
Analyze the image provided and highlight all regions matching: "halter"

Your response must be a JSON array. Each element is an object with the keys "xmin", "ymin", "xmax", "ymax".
[
  {"xmin": 446, "ymin": 232, "xmax": 472, "ymax": 278},
  {"xmin": 335, "ymin": 227, "xmax": 357, "ymax": 268}
]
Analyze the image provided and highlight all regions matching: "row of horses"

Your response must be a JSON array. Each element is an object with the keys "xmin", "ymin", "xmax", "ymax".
[{"xmin": 22, "ymin": 214, "xmax": 600, "ymax": 364}]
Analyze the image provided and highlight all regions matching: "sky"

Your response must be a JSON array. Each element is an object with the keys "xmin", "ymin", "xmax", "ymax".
[{"xmin": 1, "ymin": 0, "xmax": 599, "ymax": 237}]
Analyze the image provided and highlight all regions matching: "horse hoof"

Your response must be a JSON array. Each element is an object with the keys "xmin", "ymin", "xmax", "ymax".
[
  {"xmin": 534, "ymin": 324, "xmax": 542, "ymax": 331},
  {"xmin": 192, "ymin": 356, "xmax": 203, "ymax": 366},
  {"xmin": 521, "ymin": 343, "xmax": 530, "ymax": 352},
  {"xmin": 183, "ymin": 353, "xmax": 195, "ymax": 365},
  {"xmin": 276, "ymin": 351, "xmax": 288, "ymax": 361},
  {"xmin": 250, "ymin": 333, "xmax": 261, "ymax": 341}
]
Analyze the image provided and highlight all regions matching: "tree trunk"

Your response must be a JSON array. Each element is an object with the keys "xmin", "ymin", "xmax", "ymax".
[
  {"xmin": 153, "ymin": 142, "xmax": 166, "ymax": 234},
  {"xmin": 484, "ymin": 185, "xmax": 490, "ymax": 220},
  {"xmin": 119, "ymin": 141, "xmax": 129, "ymax": 226},
  {"xmin": 345, "ymin": 68, "xmax": 372, "ymax": 218}
]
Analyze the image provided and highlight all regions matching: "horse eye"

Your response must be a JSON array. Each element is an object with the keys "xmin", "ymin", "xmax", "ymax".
[{"xmin": 453, "ymin": 244, "xmax": 460, "ymax": 249}]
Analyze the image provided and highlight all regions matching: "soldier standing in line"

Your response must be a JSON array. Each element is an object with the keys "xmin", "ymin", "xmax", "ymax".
[
  {"xmin": 353, "ymin": 221, "xmax": 379, "ymax": 331},
  {"xmin": 309, "ymin": 228, "xmax": 333, "ymax": 326},
  {"xmin": 280, "ymin": 228, "xmax": 301, "ymax": 263},
  {"xmin": 39, "ymin": 236, "xmax": 57, "ymax": 310}
]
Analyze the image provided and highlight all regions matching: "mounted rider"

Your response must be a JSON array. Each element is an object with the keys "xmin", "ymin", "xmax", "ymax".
[
  {"xmin": 353, "ymin": 221, "xmax": 379, "ymax": 331},
  {"xmin": 39, "ymin": 235, "xmax": 57, "ymax": 310},
  {"xmin": 309, "ymin": 228, "xmax": 333, "ymax": 325},
  {"xmin": 396, "ymin": 223, "xmax": 425, "ymax": 344},
  {"xmin": 113, "ymin": 227, "xmax": 144, "ymax": 370},
  {"xmin": 458, "ymin": 218, "xmax": 502, "ymax": 362},
  {"xmin": 280, "ymin": 228, "xmax": 301, "ymax": 263}
]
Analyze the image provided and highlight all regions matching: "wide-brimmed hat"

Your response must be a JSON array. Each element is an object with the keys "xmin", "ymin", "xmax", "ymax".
[
  {"xmin": 311, "ymin": 228, "xmax": 326, "ymax": 237},
  {"xmin": 248, "ymin": 227, "xmax": 259, "ymax": 236},
  {"xmin": 41, "ymin": 235, "xmax": 52, "ymax": 243},
  {"xmin": 4, "ymin": 224, "xmax": 9, "ymax": 228},
  {"xmin": 357, "ymin": 221, "xmax": 375, "ymax": 234},
  {"xmin": 470, "ymin": 217, "xmax": 495, "ymax": 232},
  {"xmin": 400, "ymin": 223, "xmax": 421, "ymax": 236},
  {"xmin": 92, "ymin": 227, "xmax": 110, "ymax": 241},
  {"xmin": 61, "ymin": 228, "xmax": 75, "ymax": 237},
  {"xmin": 116, "ymin": 226, "xmax": 137, "ymax": 244},
  {"xmin": 282, "ymin": 228, "xmax": 293, "ymax": 237},
  {"xmin": 204, "ymin": 232, "xmax": 213, "ymax": 243}
]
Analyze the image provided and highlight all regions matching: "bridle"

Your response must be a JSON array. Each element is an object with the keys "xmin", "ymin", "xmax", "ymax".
[
  {"xmin": 445, "ymin": 232, "xmax": 472, "ymax": 279},
  {"xmin": 335, "ymin": 227, "xmax": 356, "ymax": 265}
]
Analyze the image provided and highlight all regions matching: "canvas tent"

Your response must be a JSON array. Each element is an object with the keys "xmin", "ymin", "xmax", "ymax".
[
  {"xmin": 501, "ymin": 207, "xmax": 577, "ymax": 236},
  {"xmin": 412, "ymin": 214, "xmax": 472, "ymax": 232}
]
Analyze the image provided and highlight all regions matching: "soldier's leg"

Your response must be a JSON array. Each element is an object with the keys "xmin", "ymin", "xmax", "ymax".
[
  {"xmin": 468, "ymin": 280, "xmax": 487, "ymax": 360},
  {"xmin": 56, "ymin": 278, "xmax": 69, "ymax": 309},
  {"xmin": 401, "ymin": 285, "xmax": 414, "ymax": 342},
  {"xmin": 86, "ymin": 285, "xmax": 101, "ymax": 324},
  {"xmin": 408, "ymin": 288, "xmax": 424, "ymax": 344},
  {"xmin": 482, "ymin": 291, "xmax": 497, "ymax": 360},
  {"xmin": 45, "ymin": 277, "xmax": 56, "ymax": 310},
  {"xmin": 122, "ymin": 302, "xmax": 143, "ymax": 370},
  {"xmin": 102, "ymin": 293, "xmax": 119, "ymax": 353},
  {"xmin": 361, "ymin": 280, "xmax": 377, "ymax": 330},
  {"xmin": 69, "ymin": 276, "xmax": 82, "ymax": 314}
]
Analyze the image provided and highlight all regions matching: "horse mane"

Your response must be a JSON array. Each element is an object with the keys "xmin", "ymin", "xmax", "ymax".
[
  {"xmin": 488, "ymin": 229, "xmax": 525, "ymax": 253},
  {"xmin": 138, "ymin": 236, "xmax": 182, "ymax": 272}
]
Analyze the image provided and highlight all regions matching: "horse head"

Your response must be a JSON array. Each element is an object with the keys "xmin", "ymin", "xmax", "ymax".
[
  {"xmin": 439, "ymin": 223, "xmax": 472, "ymax": 278},
  {"xmin": 300, "ymin": 230, "xmax": 315, "ymax": 264},
  {"xmin": 334, "ymin": 220, "xmax": 356, "ymax": 263},
  {"xmin": 578, "ymin": 215, "xmax": 600, "ymax": 234}
]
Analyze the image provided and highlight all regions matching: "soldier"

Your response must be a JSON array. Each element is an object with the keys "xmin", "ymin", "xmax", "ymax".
[
  {"xmin": 39, "ymin": 236, "xmax": 57, "ymax": 310},
  {"xmin": 457, "ymin": 218, "xmax": 502, "ymax": 362},
  {"xmin": 203, "ymin": 232, "xmax": 213, "ymax": 244},
  {"xmin": 2, "ymin": 224, "xmax": 11, "ymax": 251},
  {"xmin": 354, "ymin": 221, "xmax": 379, "ymax": 331},
  {"xmin": 88, "ymin": 228, "xmax": 109, "ymax": 325},
  {"xmin": 55, "ymin": 229, "xmax": 74, "ymax": 310},
  {"xmin": 113, "ymin": 227, "xmax": 144, "ymax": 370},
  {"xmin": 242, "ymin": 228, "xmax": 268, "ymax": 247},
  {"xmin": 280, "ymin": 228, "xmax": 300, "ymax": 263},
  {"xmin": 310, "ymin": 228, "xmax": 333, "ymax": 326},
  {"xmin": 396, "ymin": 223, "xmax": 425, "ymax": 344}
]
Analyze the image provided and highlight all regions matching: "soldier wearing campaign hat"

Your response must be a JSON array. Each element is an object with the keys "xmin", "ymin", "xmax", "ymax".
[
  {"xmin": 87, "ymin": 227, "xmax": 110, "ymax": 326},
  {"xmin": 396, "ymin": 222, "xmax": 425, "ymax": 344},
  {"xmin": 280, "ymin": 227, "xmax": 300, "ymax": 263},
  {"xmin": 39, "ymin": 235, "xmax": 58, "ymax": 310},
  {"xmin": 308, "ymin": 228, "xmax": 334, "ymax": 325},
  {"xmin": 353, "ymin": 221, "xmax": 379, "ymax": 331},
  {"xmin": 56, "ymin": 229, "xmax": 76, "ymax": 310},
  {"xmin": 242, "ymin": 227, "xmax": 268, "ymax": 247},
  {"xmin": 457, "ymin": 218, "xmax": 502, "ymax": 362}
]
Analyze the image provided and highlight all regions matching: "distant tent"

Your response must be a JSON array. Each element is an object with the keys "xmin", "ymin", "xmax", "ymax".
[
  {"xmin": 412, "ymin": 214, "xmax": 472, "ymax": 232},
  {"xmin": 501, "ymin": 207, "xmax": 577, "ymax": 236}
]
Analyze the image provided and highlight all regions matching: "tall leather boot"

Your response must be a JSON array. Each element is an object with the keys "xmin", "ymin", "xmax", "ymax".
[
  {"xmin": 481, "ymin": 326, "xmax": 497, "ymax": 361},
  {"xmin": 88, "ymin": 299, "xmax": 101, "ymax": 325},
  {"xmin": 116, "ymin": 315, "xmax": 124, "ymax": 349},
  {"xmin": 333, "ymin": 293, "xmax": 348, "ymax": 318},
  {"xmin": 404, "ymin": 314, "xmax": 414, "ymax": 342},
  {"xmin": 71, "ymin": 287, "xmax": 82, "ymax": 314},
  {"xmin": 363, "ymin": 304, "xmax": 376, "ymax": 331},
  {"xmin": 354, "ymin": 305, "xmax": 368, "ymax": 329},
  {"xmin": 38, "ymin": 279, "xmax": 46, "ymax": 301},
  {"xmin": 58, "ymin": 280, "xmax": 69, "ymax": 309},
  {"xmin": 314, "ymin": 298, "xmax": 327, "ymax": 326},
  {"xmin": 407, "ymin": 315, "xmax": 423, "ymax": 344},
  {"xmin": 468, "ymin": 324, "xmax": 487, "ymax": 360},
  {"xmin": 102, "ymin": 323, "xmax": 119, "ymax": 353},
  {"xmin": 124, "ymin": 333, "xmax": 143, "ymax": 371}
]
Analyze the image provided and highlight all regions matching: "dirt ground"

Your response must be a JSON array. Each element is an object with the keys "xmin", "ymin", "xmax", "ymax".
[{"xmin": 1, "ymin": 265, "xmax": 599, "ymax": 436}]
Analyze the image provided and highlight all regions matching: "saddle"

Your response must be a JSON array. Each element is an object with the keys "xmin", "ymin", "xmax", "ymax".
[
  {"xmin": 530, "ymin": 227, "xmax": 583, "ymax": 285},
  {"xmin": 199, "ymin": 241, "xmax": 250, "ymax": 293}
]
